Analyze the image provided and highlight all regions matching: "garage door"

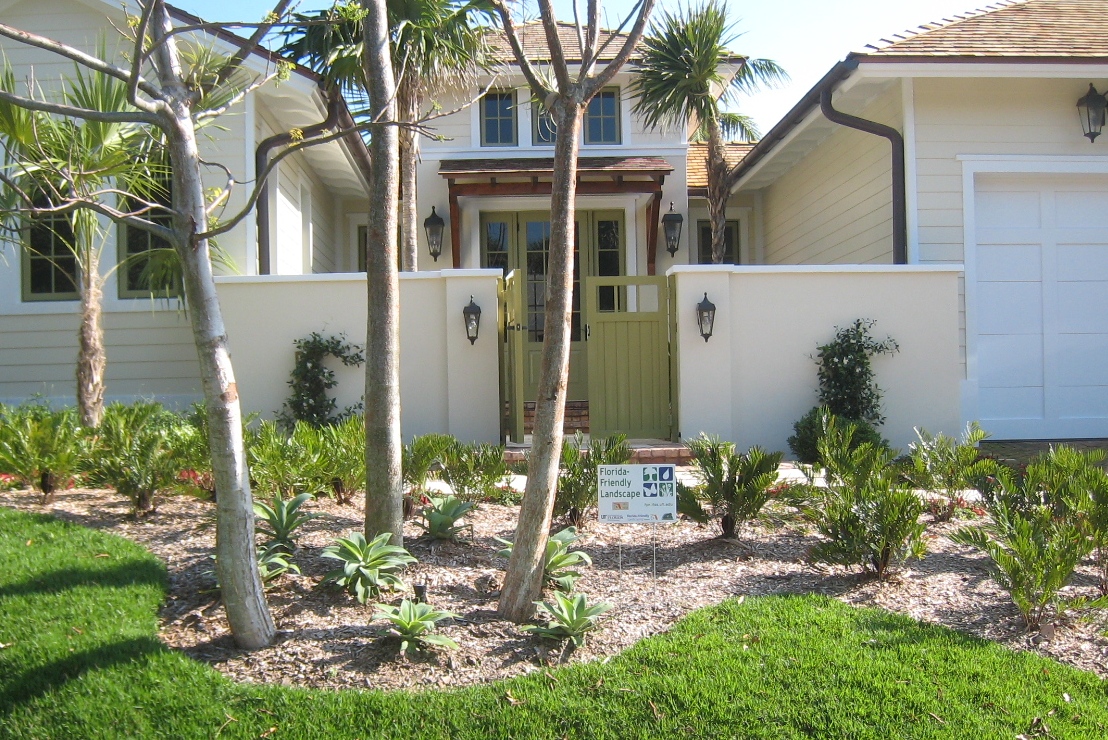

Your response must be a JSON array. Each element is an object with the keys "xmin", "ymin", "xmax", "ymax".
[{"xmin": 974, "ymin": 174, "xmax": 1108, "ymax": 439}]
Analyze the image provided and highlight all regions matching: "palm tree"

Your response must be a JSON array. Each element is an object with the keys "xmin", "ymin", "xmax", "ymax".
[
  {"xmin": 631, "ymin": 0, "xmax": 786, "ymax": 264},
  {"xmin": 281, "ymin": 0, "xmax": 491, "ymax": 272},
  {"xmin": 0, "ymin": 63, "xmax": 168, "ymax": 427}
]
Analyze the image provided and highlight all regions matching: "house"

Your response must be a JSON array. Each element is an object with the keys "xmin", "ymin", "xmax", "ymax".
[{"xmin": 4, "ymin": 0, "xmax": 1100, "ymax": 455}]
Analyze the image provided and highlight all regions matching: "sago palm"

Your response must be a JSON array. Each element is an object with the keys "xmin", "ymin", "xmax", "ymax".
[{"xmin": 631, "ymin": 0, "xmax": 786, "ymax": 263}]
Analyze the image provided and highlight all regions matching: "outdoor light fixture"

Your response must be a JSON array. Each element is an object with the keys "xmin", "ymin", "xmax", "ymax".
[
  {"xmin": 661, "ymin": 201, "xmax": 684, "ymax": 257},
  {"xmin": 463, "ymin": 296, "xmax": 482, "ymax": 344},
  {"xmin": 1077, "ymin": 84, "xmax": 1108, "ymax": 142},
  {"xmin": 424, "ymin": 206, "xmax": 445, "ymax": 261},
  {"xmin": 696, "ymin": 292, "xmax": 716, "ymax": 342}
]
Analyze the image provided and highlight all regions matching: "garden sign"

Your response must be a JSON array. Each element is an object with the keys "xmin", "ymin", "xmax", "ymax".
[{"xmin": 597, "ymin": 464, "xmax": 677, "ymax": 523}]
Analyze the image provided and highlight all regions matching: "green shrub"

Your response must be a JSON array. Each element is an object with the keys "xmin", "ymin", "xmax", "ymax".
[
  {"xmin": 402, "ymin": 433, "xmax": 456, "ymax": 495},
  {"xmin": 497, "ymin": 526, "xmax": 591, "ymax": 592},
  {"xmin": 372, "ymin": 599, "xmax": 459, "ymax": 655},
  {"xmin": 256, "ymin": 544, "xmax": 300, "ymax": 584},
  {"xmin": 416, "ymin": 494, "xmax": 475, "ymax": 541},
  {"xmin": 950, "ymin": 503, "xmax": 1102, "ymax": 629},
  {"xmin": 247, "ymin": 420, "xmax": 329, "ymax": 498},
  {"xmin": 441, "ymin": 441, "xmax": 508, "ymax": 502},
  {"xmin": 800, "ymin": 423, "xmax": 925, "ymax": 579},
  {"xmin": 253, "ymin": 492, "xmax": 320, "ymax": 553},
  {"xmin": 85, "ymin": 401, "xmax": 188, "ymax": 514},
  {"xmin": 788, "ymin": 406, "xmax": 887, "ymax": 465},
  {"xmin": 905, "ymin": 423, "xmax": 997, "ymax": 522},
  {"xmin": 815, "ymin": 318, "xmax": 898, "ymax": 425},
  {"xmin": 318, "ymin": 415, "xmax": 365, "ymax": 504},
  {"xmin": 321, "ymin": 532, "xmax": 417, "ymax": 604},
  {"xmin": 0, "ymin": 401, "xmax": 83, "ymax": 503},
  {"xmin": 555, "ymin": 431, "xmax": 632, "ymax": 527},
  {"xmin": 523, "ymin": 592, "xmax": 612, "ymax": 647},
  {"xmin": 682, "ymin": 435, "xmax": 782, "ymax": 539}
]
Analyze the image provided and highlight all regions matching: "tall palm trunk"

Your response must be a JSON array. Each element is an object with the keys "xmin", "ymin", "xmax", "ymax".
[
  {"xmin": 362, "ymin": 0, "xmax": 405, "ymax": 546},
  {"xmin": 705, "ymin": 116, "xmax": 729, "ymax": 264},
  {"xmin": 398, "ymin": 80, "xmax": 420, "ymax": 272},
  {"xmin": 75, "ymin": 233, "xmax": 105, "ymax": 428},
  {"xmin": 498, "ymin": 99, "xmax": 582, "ymax": 622},
  {"xmin": 151, "ymin": 0, "xmax": 274, "ymax": 650}
]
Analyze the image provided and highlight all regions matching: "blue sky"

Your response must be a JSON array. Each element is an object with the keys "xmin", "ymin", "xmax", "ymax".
[{"xmin": 179, "ymin": 0, "xmax": 987, "ymax": 134}]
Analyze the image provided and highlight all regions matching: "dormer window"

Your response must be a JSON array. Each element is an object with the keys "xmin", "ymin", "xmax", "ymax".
[
  {"xmin": 584, "ymin": 87, "xmax": 621, "ymax": 145},
  {"xmin": 481, "ymin": 90, "xmax": 517, "ymax": 146}
]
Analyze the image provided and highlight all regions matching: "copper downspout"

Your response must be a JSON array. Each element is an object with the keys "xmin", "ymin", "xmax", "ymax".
[{"xmin": 819, "ymin": 86, "xmax": 907, "ymax": 265}]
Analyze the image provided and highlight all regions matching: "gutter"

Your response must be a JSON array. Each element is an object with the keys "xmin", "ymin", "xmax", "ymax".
[
  {"xmin": 819, "ymin": 84, "xmax": 907, "ymax": 264},
  {"xmin": 255, "ymin": 87, "xmax": 372, "ymax": 275}
]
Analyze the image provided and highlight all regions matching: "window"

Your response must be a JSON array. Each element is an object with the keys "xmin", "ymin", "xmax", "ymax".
[
  {"xmin": 481, "ymin": 90, "xmax": 516, "ymax": 146},
  {"xmin": 119, "ymin": 185, "xmax": 177, "ymax": 298},
  {"xmin": 532, "ymin": 101, "xmax": 556, "ymax": 145},
  {"xmin": 584, "ymin": 88, "xmax": 620, "ymax": 145},
  {"xmin": 22, "ymin": 199, "xmax": 78, "ymax": 301},
  {"xmin": 697, "ymin": 220, "xmax": 741, "ymax": 264}
]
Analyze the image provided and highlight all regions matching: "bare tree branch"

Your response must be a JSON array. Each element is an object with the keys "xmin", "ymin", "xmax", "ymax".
[
  {"xmin": 213, "ymin": 0, "xmax": 294, "ymax": 88},
  {"xmin": 0, "ymin": 87, "xmax": 161, "ymax": 125},
  {"xmin": 586, "ymin": 0, "xmax": 646, "ymax": 75},
  {"xmin": 490, "ymin": 0, "xmax": 553, "ymax": 101},
  {"xmin": 194, "ymin": 71, "xmax": 278, "ymax": 121},
  {"xmin": 127, "ymin": 2, "xmax": 158, "ymax": 112},
  {"xmin": 582, "ymin": 0, "xmax": 654, "ymax": 98},
  {"xmin": 537, "ymin": 0, "xmax": 571, "ymax": 91},
  {"xmin": 581, "ymin": 0, "xmax": 600, "ymax": 79}
]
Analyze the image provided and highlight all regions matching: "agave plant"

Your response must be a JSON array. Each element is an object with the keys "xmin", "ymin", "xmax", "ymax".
[
  {"xmin": 372, "ymin": 598, "xmax": 459, "ymax": 655},
  {"xmin": 417, "ymin": 494, "xmax": 476, "ymax": 541},
  {"xmin": 523, "ymin": 592, "xmax": 612, "ymax": 647},
  {"xmin": 256, "ymin": 544, "xmax": 301, "ymax": 585},
  {"xmin": 254, "ymin": 492, "xmax": 320, "ymax": 553},
  {"xmin": 683, "ymin": 435, "xmax": 782, "ymax": 539},
  {"xmin": 498, "ymin": 526, "xmax": 592, "ymax": 592},
  {"xmin": 321, "ymin": 532, "xmax": 417, "ymax": 604}
]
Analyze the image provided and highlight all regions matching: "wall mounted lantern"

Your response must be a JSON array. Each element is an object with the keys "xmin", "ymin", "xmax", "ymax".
[
  {"xmin": 1077, "ymin": 84, "xmax": 1108, "ymax": 142},
  {"xmin": 696, "ymin": 292, "xmax": 716, "ymax": 342},
  {"xmin": 661, "ymin": 201, "xmax": 684, "ymax": 257},
  {"xmin": 424, "ymin": 206, "xmax": 445, "ymax": 261},
  {"xmin": 463, "ymin": 296, "xmax": 482, "ymax": 344}
]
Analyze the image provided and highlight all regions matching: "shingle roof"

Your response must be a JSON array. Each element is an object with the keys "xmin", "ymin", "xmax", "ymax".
[
  {"xmin": 486, "ymin": 21, "xmax": 642, "ymax": 64},
  {"xmin": 686, "ymin": 142, "xmax": 755, "ymax": 193},
  {"xmin": 862, "ymin": 0, "xmax": 1108, "ymax": 58}
]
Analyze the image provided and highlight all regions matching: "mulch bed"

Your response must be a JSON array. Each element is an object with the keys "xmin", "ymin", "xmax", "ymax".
[{"xmin": 2, "ymin": 479, "xmax": 1106, "ymax": 692}]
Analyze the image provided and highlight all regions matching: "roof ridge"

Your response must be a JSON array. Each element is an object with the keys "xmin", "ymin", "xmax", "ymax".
[{"xmin": 856, "ymin": 0, "xmax": 1027, "ymax": 54}]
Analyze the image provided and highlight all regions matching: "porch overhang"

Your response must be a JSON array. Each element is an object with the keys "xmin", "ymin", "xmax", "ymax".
[{"xmin": 439, "ymin": 156, "xmax": 674, "ymax": 274}]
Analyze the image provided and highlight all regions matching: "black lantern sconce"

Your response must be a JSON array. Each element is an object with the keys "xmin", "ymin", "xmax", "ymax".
[
  {"xmin": 661, "ymin": 201, "xmax": 684, "ymax": 257},
  {"xmin": 696, "ymin": 292, "xmax": 716, "ymax": 342},
  {"xmin": 1077, "ymin": 84, "xmax": 1108, "ymax": 143},
  {"xmin": 463, "ymin": 296, "xmax": 482, "ymax": 344},
  {"xmin": 424, "ymin": 206, "xmax": 445, "ymax": 261}
]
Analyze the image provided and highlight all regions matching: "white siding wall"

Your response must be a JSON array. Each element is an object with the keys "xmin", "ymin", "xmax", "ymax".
[{"xmin": 761, "ymin": 85, "xmax": 902, "ymax": 265}]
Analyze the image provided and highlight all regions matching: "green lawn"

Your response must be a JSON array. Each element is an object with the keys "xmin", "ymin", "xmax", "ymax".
[{"xmin": 1, "ymin": 506, "xmax": 1106, "ymax": 739}]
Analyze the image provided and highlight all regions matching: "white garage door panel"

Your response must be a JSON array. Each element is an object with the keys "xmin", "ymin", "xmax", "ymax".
[
  {"xmin": 1056, "ymin": 244, "xmax": 1108, "ymax": 279},
  {"xmin": 978, "ymin": 244, "xmax": 1042, "ymax": 281},
  {"xmin": 977, "ymin": 334, "xmax": 1044, "ymax": 387},
  {"xmin": 979, "ymin": 386, "xmax": 1043, "ymax": 421},
  {"xmin": 977, "ymin": 282, "xmax": 1043, "ymax": 335},
  {"xmin": 976, "ymin": 190, "xmax": 1041, "ymax": 228},
  {"xmin": 974, "ymin": 174, "xmax": 1108, "ymax": 439}
]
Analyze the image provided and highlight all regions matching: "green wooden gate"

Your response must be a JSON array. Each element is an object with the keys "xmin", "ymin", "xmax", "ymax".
[
  {"xmin": 584, "ymin": 275, "xmax": 671, "ymax": 439},
  {"xmin": 502, "ymin": 269, "xmax": 526, "ymax": 443}
]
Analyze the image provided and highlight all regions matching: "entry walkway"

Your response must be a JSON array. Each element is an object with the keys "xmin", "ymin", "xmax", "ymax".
[
  {"xmin": 504, "ymin": 436, "xmax": 692, "ymax": 465},
  {"xmin": 979, "ymin": 438, "xmax": 1108, "ymax": 465}
]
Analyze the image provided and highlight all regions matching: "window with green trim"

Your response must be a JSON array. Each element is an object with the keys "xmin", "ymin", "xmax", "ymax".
[
  {"xmin": 584, "ymin": 88, "xmax": 620, "ymax": 145},
  {"xmin": 22, "ymin": 201, "xmax": 78, "ymax": 302},
  {"xmin": 118, "ymin": 189, "xmax": 177, "ymax": 299},
  {"xmin": 481, "ymin": 90, "xmax": 516, "ymax": 146},
  {"xmin": 697, "ymin": 220, "xmax": 741, "ymax": 265}
]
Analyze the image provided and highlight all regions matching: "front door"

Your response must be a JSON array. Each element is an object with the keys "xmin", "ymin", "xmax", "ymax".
[{"xmin": 483, "ymin": 210, "xmax": 624, "ymax": 404}]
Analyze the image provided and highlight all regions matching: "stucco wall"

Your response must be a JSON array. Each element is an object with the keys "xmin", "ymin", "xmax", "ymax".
[
  {"xmin": 670, "ymin": 265, "xmax": 963, "ymax": 456},
  {"xmin": 215, "ymin": 271, "xmax": 501, "ymax": 443},
  {"xmin": 761, "ymin": 85, "xmax": 902, "ymax": 265}
]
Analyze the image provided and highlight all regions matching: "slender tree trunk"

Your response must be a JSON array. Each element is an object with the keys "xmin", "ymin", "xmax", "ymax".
[
  {"xmin": 498, "ymin": 100, "xmax": 582, "ymax": 622},
  {"xmin": 76, "ymin": 243, "xmax": 106, "ymax": 427},
  {"xmin": 362, "ymin": 0, "xmax": 405, "ymax": 545},
  {"xmin": 706, "ymin": 117, "xmax": 729, "ymax": 264},
  {"xmin": 398, "ymin": 82, "xmax": 420, "ymax": 272},
  {"xmin": 151, "ymin": 0, "xmax": 274, "ymax": 649}
]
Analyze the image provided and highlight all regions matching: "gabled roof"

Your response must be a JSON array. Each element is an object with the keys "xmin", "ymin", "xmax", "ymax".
[
  {"xmin": 863, "ymin": 0, "xmax": 1108, "ymax": 59},
  {"xmin": 687, "ymin": 142, "xmax": 755, "ymax": 195}
]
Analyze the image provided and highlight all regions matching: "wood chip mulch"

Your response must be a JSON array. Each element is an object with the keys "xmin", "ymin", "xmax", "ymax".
[{"xmin": 3, "ymin": 481, "xmax": 1106, "ymax": 692}]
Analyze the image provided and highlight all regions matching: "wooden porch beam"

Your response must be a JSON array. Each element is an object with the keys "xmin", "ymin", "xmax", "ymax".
[
  {"xmin": 646, "ymin": 189, "xmax": 663, "ymax": 276},
  {"xmin": 448, "ymin": 184, "xmax": 461, "ymax": 268},
  {"xmin": 448, "ymin": 180, "xmax": 661, "ymax": 197}
]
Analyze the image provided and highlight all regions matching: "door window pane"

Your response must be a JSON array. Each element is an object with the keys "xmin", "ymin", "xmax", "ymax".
[
  {"xmin": 596, "ymin": 218, "xmax": 621, "ymax": 311},
  {"xmin": 483, "ymin": 220, "xmax": 510, "ymax": 275}
]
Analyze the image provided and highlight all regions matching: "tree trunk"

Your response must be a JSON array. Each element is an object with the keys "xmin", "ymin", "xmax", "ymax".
[
  {"xmin": 362, "ymin": 0, "xmax": 405, "ymax": 546},
  {"xmin": 498, "ymin": 100, "xmax": 582, "ymax": 623},
  {"xmin": 705, "ymin": 117, "xmax": 729, "ymax": 264},
  {"xmin": 151, "ymin": 0, "xmax": 274, "ymax": 650},
  {"xmin": 398, "ymin": 82, "xmax": 420, "ymax": 273},
  {"xmin": 76, "ymin": 227, "xmax": 106, "ymax": 428}
]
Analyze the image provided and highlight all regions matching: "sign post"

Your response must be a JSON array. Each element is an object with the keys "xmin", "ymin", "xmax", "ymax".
[{"xmin": 597, "ymin": 464, "xmax": 678, "ymax": 583}]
